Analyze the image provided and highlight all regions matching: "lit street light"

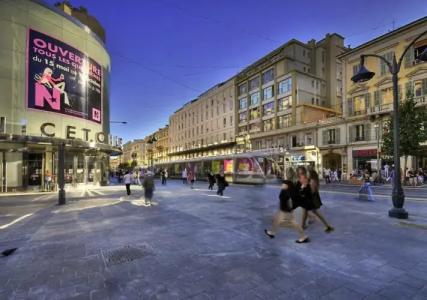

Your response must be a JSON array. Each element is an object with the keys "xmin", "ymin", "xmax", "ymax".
[{"xmin": 351, "ymin": 30, "xmax": 427, "ymax": 219}]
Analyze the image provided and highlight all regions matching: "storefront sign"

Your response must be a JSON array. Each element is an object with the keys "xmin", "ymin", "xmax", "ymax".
[
  {"xmin": 353, "ymin": 149, "xmax": 377, "ymax": 158},
  {"xmin": 27, "ymin": 29, "xmax": 102, "ymax": 124},
  {"xmin": 40, "ymin": 122, "xmax": 106, "ymax": 143}
]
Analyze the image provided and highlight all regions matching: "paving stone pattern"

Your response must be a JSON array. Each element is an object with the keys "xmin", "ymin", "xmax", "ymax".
[{"xmin": 1, "ymin": 182, "xmax": 427, "ymax": 299}]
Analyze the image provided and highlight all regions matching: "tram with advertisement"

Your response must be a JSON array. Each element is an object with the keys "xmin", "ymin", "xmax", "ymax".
[
  {"xmin": 154, "ymin": 153, "xmax": 276, "ymax": 184},
  {"xmin": 153, "ymin": 148, "xmax": 319, "ymax": 184}
]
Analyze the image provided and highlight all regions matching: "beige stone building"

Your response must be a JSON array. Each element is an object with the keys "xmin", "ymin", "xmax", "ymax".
[
  {"xmin": 169, "ymin": 79, "xmax": 236, "ymax": 160},
  {"xmin": 339, "ymin": 16, "xmax": 427, "ymax": 175},
  {"xmin": 153, "ymin": 126, "xmax": 169, "ymax": 164},
  {"xmin": 235, "ymin": 33, "xmax": 347, "ymax": 170},
  {"xmin": 121, "ymin": 139, "xmax": 146, "ymax": 167}
]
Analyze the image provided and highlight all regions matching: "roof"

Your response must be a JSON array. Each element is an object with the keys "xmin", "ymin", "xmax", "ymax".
[{"xmin": 338, "ymin": 16, "xmax": 427, "ymax": 58}]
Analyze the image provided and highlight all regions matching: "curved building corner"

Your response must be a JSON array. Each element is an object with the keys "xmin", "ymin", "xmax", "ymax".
[{"xmin": 0, "ymin": 0, "xmax": 120, "ymax": 192}]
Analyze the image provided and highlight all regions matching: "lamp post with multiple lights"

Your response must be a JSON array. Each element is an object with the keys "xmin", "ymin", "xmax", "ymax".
[{"xmin": 351, "ymin": 30, "xmax": 427, "ymax": 219}]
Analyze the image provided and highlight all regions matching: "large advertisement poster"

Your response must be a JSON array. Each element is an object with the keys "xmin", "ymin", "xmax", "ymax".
[{"xmin": 27, "ymin": 29, "xmax": 102, "ymax": 124}]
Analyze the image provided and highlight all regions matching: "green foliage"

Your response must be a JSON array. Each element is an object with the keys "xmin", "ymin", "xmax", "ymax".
[
  {"xmin": 382, "ymin": 89, "xmax": 427, "ymax": 159},
  {"xmin": 118, "ymin": 161, "xmax": 130, "ymax": 170}
]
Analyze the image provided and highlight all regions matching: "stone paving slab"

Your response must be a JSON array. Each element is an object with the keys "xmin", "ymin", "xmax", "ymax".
[{"xmin": 1, "ymin": 181, "xmax": 427, "ymax": 299}]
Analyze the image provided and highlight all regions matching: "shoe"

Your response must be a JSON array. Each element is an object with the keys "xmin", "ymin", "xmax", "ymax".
[
  {"xmin": 295, "ymin": 237, "xmax": 310, "ymax": 244},
  {"xmin": 264, "ymin": 229, "xmax": 275, "ymax": 239},
  {"xmin": 302, "ymin": 224, "xmax": 308, "ymax": 230},
  {"xmin": 325, "ymin": 226, "xmax": 334, "ymax": 233}
]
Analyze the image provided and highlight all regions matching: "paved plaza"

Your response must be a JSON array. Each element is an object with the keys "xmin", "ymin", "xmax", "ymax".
[{"xmin": 1, "ymin": 181, "xmax": 427, "ymax": 299}]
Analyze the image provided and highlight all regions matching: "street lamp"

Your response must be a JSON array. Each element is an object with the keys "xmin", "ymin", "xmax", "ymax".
[
  {"xmin": 146, "ymin": 135, "xmax": 158, "ymax": 172},
  {"xmin": 110, "ymin": 121, "xmax": 127, "ymax": 124},
  {"xmin": 57, "ymin": 142, "xmax": 66, "ymax": 205},
  {"xmin": 351, "ymin": 30, "xmax": 427, "ymax": 219}
]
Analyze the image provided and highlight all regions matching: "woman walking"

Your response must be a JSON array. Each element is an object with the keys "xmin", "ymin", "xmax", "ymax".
[
  {"xmin": 264, "ymin": 180, "xmax": 309, "ymax": 243},
  {"xmin": 297, "ymin": 169, "xmax": 334, "ymax": 232}
]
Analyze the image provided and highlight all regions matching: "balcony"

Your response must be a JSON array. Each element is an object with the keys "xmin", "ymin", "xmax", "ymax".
[
  {"xmin": 367, "ymin": 103, "xmax": 393, "ymax": 116},
  {"xmin": 415, "ymin": 95, "xmax": 427, "ymax": 106}
]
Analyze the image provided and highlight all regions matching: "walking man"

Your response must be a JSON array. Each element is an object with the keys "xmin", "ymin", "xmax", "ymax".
[
  {"xmin": 124, "ymin": 171, "xmax": 132, "ymax": 196},
  {"xmin": 182, "ymin": 168, "xmax": 187, "ymax": 184}
]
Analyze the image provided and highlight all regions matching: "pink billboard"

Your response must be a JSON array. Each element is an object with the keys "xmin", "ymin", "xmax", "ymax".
[{"xmin": 27, "ymin": 29, "xmax": 103, "ymax": 124}]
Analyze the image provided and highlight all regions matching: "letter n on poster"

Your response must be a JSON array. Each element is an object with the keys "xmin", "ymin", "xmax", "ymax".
[{"xmin": 26, "ymin": 29, "xmax": 103, "ymax": 124}]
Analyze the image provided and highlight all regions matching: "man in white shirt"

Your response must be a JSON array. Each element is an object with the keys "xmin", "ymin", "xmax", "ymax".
[{"xmin": 123, "ymin": 171, "xmax": 132, "ymax": 195}]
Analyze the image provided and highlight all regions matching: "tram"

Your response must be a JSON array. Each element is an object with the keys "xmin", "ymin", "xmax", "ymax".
[{"xmin": 154, "ymin": 153, "xmax": 276, "ymax": 184}]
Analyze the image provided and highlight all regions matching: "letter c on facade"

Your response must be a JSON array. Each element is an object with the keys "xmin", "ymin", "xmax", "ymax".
[{"xmin": 40, "ymin": 122, "xmax": 55, "ymax": 137}]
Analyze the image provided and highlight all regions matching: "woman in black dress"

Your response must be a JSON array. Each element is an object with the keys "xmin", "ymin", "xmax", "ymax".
[{"xmin": 296, "ymin": 169, "xmax": 334, "ymax": 233}]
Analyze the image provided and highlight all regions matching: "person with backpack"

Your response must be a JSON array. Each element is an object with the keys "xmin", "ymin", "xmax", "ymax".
[
  {"xmin": 216, "ymin": 171, "xmax": 228, "ymax": 196},
  {"xmin": 264, "ymin": 180, "xmax": 309, "ymax": 243}
]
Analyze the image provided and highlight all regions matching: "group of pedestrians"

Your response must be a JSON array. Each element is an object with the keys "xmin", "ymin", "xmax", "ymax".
[
  {"xmin": 265, "ymin": 166, "xmax": 334, "ymax": 244},
  {"xmin": 323, "ymin": 167, "xmax": 342, "ymax": 183},
  {"xmin": 123, "ymin": 170, "xmax": 155, "ymax": 206}
]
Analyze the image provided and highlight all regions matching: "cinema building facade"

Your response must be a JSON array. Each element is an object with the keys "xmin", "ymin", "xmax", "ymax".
[{"xmin": 0, "ymin": 0, "xmax": 120, "ymax": 192}]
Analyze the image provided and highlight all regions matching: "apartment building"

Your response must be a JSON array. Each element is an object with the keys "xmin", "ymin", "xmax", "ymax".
[
  {"xmin": 235, "ymin": 33, "xmax": 347, "ymax": 169},
  {"xmin": 169, "ymin": 79, "xmax": 236, "ymax": 160},
  {"xmin": 122, "ymin": 139, "xmax": 146, "ymax": 167},
  {"xmin": 339, "ymin": 16, "xmax": 427, "ymax": 173},
  {"xmin": 153, "ymin": 126, "xmax": 169, "ymax": 164}
]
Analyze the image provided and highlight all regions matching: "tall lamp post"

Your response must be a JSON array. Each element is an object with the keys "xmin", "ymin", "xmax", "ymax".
[
  {"xmin": 351, "ymin": 30, "xmax": 427, "ymax": 219},
  {"xmin": 146, "ymin": 135, "xmax": 158, "ymax": 172},
  {"xmin": 57, "ymin": 142, "xmax": 66, "ymax": 205}
]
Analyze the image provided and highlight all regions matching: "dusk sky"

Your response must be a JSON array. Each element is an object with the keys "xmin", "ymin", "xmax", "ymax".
[{"xmin": 46, "ymin": 0, "xmax": 427, "ymax": 142}]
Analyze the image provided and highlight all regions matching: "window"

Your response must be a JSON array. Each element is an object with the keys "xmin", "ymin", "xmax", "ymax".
[
  {"xmin": 238, "ymin": 83, "xmax": 247, "ymax": 96},
  {"xmin": 230, "ymin": 116, "xmax": 233, "ymax": 126},
  {"xmin": 250, "ymin": 92, "xmax": 260, "ymax": 106},
  {"xmin": 415, "ymin": 40, "xmax": 427, "ymax": 63},
  {"xmin": 278, "ymin": 96, "xmax": 292, "ymax": 111},
  {"xmin": 414, "ymin": 79, "xmax": 427, "ymax": 97},
  {"xmin": 306, "ymin": 133, "xmax": 313, "ymax": 145},
  {"xmin": 263, "ymin": 102, "xmax": 274, "ymax": 115},
  {"xmin": 277, "ymin": 114, "xmax": 291, "ymax": 129},
  {"xmin": 249, "ymin": 76, "xmax": 260, "ymax": 91},
  {"xmin": 239, "ymin": 126, "xmax": 247, "ymax": 134},
  {"xmin": 250, "ymin": 107, "xmax": 260, "ymax": 120},
  {"xmin": 249, "ymin": 123, "xmax": 261, "ymax": 132},
  {"xmin": 380, "ymin": 52, "xmax": 394, "ymax": 76},
  {"xmin": 262, "ymin": 86, "xmax": 274, "ymax": 100},
  {"xmin": 263, "ymin": 119, "xmax": 274, "ymax": 131},
  {"xmin": 323, "ymin": 128, "xmax": 340, "ymax": 144},
  {"xmin": 262, "ymin": 69, "xmax": 274, "ymax": 84},
  {"xmin": 291, "ymin": 135, "xmax": 297, "ymax": 147},
  {"xmin": 239, "ymin": 112, "xmax": 247, "ymax": 122},
  {"xmin": 355, "ymin": 124, "xmax": 365, "ymax": 141},
  {"xmin": 223, "ymin": 133, "xmax": 226, "ymax": 141},
  {"xmin": 278, "ymin": 78, "xmax": 292, "ymax": 95},
  {"xmin": 352, "ymin": 94, "xmax": 369, "ymax": 115},
  {"xmin": 239, "ymin": 98, "xmax": 248, "ymax": 110}
]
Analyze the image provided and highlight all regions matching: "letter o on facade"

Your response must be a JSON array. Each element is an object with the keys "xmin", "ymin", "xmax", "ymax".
[{"xmin": 96, "ymin": 132, "xmax": 106, "ymax": 143}]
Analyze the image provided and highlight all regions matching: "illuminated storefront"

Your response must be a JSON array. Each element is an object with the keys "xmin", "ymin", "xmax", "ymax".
[{"xmin": 0, "ymin": 0, "xmax": 120, "ymax": 192}]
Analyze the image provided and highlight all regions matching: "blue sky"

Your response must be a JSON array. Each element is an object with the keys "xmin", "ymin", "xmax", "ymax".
[{"xmin": 46, "ymin": 0, "xmax": 427, "ymax": 142}]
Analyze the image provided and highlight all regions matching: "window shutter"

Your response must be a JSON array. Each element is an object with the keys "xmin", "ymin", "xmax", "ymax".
[
  {"xmin": 404, "ymin": 47, "xmax": 413, "ymax": 67},
  {"xmin": 374, "ymin": 91, "xmax": 380, "ymax": 106},
  {"xmin": 365, "ymin": 93, "xmax": 371, "ymax": 111},
  {"xmin": 349, "ymin": 125, "xmax": 354, "ymax": 142},
  {"xmin": 364, "ymin": 123, "xmax": 371, "ymax": 141},
  {"xmin": 322, "ymin": 130, "xmax": 328, "ymax": 145},
  {"xmin": 347, "ymin": 98, "xmax": 353, "ymax": 116},
  {"xmin": 422, "ymin": 79, "xmax": 427, "ymax": 95},
  {"xmin": 336, "ymin": 128, "xmax": 341, "ymax": 144},
  {"xmin": 405, "ymin": 81, "xmax": 413, "ymax": 96}
]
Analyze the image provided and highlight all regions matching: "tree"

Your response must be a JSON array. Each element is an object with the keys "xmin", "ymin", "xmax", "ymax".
[
  {"xmin": 130, "ymin": 160, "xmax": 138, "ymax": 169},
  {"xmin": 382, "ymin": 89, "xmax": 427, "ymax": 173},
  {"xmin": 118, "ymin": 161, "xmax": 130, "ymax": 170}
]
